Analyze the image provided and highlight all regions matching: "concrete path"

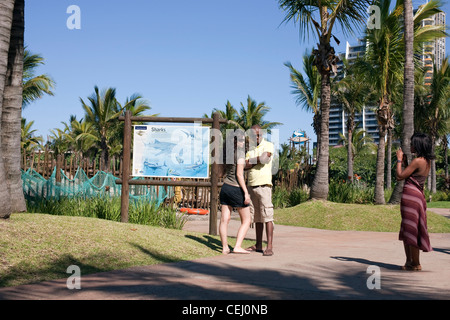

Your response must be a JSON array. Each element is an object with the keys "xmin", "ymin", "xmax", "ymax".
[{"xmin": 0, "ymin": 208, "xmax": 449, "ymax": 301}]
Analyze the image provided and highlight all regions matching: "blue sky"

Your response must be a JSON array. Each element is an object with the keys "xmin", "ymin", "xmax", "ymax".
[{"xmin": 23, "ymin": 0, "xmax": 450, "ymax": 149}]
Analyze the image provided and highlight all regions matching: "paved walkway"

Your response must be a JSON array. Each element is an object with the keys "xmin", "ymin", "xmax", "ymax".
[{"xmin": 0, "ymin": 208, "xmax": 449, "ymax": 300}]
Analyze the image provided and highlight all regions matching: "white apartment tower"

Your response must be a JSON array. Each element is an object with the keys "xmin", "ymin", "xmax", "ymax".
[
  {"xmin": 329, "ymin": 39, "xmax": 379, "ymax": 146},
  {"xmin": 418, "ymin": 8, "xmax": 446, "ymax": 85}
]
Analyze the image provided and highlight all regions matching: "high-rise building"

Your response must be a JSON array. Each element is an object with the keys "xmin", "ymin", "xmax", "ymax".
[
  {"xmin": 416, "ymin": 8, "xmax": 446, "ymax": 85},
  {"xmin": 329, "ymin": 39, "xmax": 379, "ymax": 146},
  {"xmin": 328, "ymin": 6, "xmax": 445, "ymax": 146}
]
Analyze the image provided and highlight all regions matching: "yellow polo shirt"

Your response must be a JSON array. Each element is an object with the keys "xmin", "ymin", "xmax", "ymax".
[{"xmin": 245, "ymin": 139, "xmax": 274, "ymax": 187}]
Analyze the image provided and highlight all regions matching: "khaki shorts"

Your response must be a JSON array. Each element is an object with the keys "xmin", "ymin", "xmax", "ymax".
[{"xmin": 248, "ymin": 185, "xmax": 274, "ymax": 223}]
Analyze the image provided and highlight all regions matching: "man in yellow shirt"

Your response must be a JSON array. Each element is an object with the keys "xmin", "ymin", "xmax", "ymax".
[{"xmin": 245, "ymin": 125, "xmax": 274, "ymax": 256}]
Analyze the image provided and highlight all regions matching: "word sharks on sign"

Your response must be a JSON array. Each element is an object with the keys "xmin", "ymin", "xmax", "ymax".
[{"xmin": 132, "ymin": 125, "xmax": 210, "ymax": 178}]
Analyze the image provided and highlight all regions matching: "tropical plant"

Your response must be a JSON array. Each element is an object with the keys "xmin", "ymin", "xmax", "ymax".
[
  {"xmin": 360, "ymin": 0, "xmax": 447, "ymax": 204},
  {"xmin": 285, "ymin": 51, "xmax": 321, "ymax": 157},
  {"xmin": 236, "ymin": 95, "xmax": 282, "ymax": 132},
  {"xmin": 22, "ymin": 49, "xmax": 55, "ymax": 108},
  {"xmin": 21, "ymin": 118, "xmax": 43, "ymax": 154},
  {"xmin": 415, "ymin": 57, "xmax": 450, "ymax": 193},
  {"xmin": 203, "ymin": 100, "xmax": 240, "ymax": 135},
  {"xmin": 333, "ymin": 59, "xmax": 373, "ymax": 182},
  {"xmin": 389, "ymin": 0, "xmax": 448, "ymax": 203},
  {"xmin": 278, "ymin": 0, "xmax": 370, "ymax": 200},
  {"xmin": 109, "ymin": 93, "xmax": 153, "ymax": 159},
  {"xmin": 64, "ymin": 117, "xmax": 98, "ymax": 157},
  {"xmin": 48, "ymin": 127, "xmax": 70, "ymax": 156},
  {"xmin": 80, "ymin": 86, "xmax": 121, "ymax": 171}
]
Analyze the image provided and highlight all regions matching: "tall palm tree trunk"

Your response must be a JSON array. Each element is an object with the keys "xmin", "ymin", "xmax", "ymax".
[
  {"xmin": 313, "ymin": 112, "xmax": 321, "ymax": 161},
  {"xmin": 389, "ymin": 0, "xmax": 415, "ymax": 204},
  {"xmin": 1, "ymin": 0, "xmax": 26, "ymax": 213},
  {"xmin": 347, "ymin": 116, "xmax": 354, "ymax": 183},
  {"xmin": 311, "ymin": 71, "xmax": 330, "ymax": 199},
  {"xmin": 374, "ymin": 99, "xmax": 392, "ymax": 205},
  {"xmin": 444, "ymin": 135, "xmax": 449, "ymax": 182},
  {"xmin": 374, "ymin": 126, "xmax": 387, "ymax": 204},
  {"xmin": 0, "ymin": 0, "xmax": 15, "ymax": 218},
  {"xmin": 386, "ymin": 128, "xmax": 392, "ymax": 189},
  {"xmin": 431, "ymin": 135, "xmax": 436, "ymax": 193}
]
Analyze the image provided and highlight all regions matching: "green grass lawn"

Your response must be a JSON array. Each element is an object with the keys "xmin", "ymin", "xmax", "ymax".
[
  {"xmin": 0, "ymin": 213, "xmax": 252, "ymax": 288},
  {"xmin": 274, "ymin": 200, "xmax": 450, "ymax": 233},
  {"xmin": 428, "ymin": 201, "xmax": 450, "ymax": 208}
]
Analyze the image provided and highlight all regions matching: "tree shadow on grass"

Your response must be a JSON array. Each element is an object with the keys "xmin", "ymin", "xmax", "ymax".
[
  {"xmin": 129, "ymin": 243, "xmax": 180, "ymax": 263},
  {"xmin": 0, "ymin": 254, "xmax": 110, "ymax": 288},
  {"xmin": 184, "ymin": 234, "xmax": 222, "ymax": 252}
]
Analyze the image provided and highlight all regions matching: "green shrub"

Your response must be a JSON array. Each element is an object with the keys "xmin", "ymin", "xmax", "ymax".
[
  {"xmin": 328, "ymin": 180, "xmax": 374, "ymax": 204},
  {"xmin": 272, "ymin": 186, "xmax": 290, "ymax": 208},
  {"xmin": 288, "ymin": 187, "xmax": 309, "ymax": 207},
  {"xmin": 272, "ymin": 186, "xmax": 309, "ymax": 208},
  {"xmin": 25, "ymin": 195, "xmax": 186, "ymax": 230}
]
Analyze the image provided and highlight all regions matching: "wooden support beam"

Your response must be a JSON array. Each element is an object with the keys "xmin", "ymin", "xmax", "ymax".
[{"xmin": 120, "ymin": 110, "xmax": 132, "ymax": 223}]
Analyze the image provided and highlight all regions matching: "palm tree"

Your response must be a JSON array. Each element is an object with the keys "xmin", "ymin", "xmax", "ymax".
[
  {"xmin": 48, "ymin": 127, "xmax": 70, "ymax": 157},
  {"xmin": 279, "ymin": 0, "xmax": 370, "ymax": 200},
  {"xmin": 333, "ymin": 59, "xmax": 373, "ymax": 183},
  {"xmin": 0, "ymin": 0, "xmax": 15, "ymax": 218},
  {"xmin": 22, "ymin": 49, "xmax": 55, "ymax": 108},
  {"xmin": 389, "ymin": 0, "xmax": 448, "ymax": 203},
  {"xmin": 21, "ymin": 118, "xmax": 43, "ymax": 169},
  {"xmin": 204, "ymin": 100, "xmax": 240, "ymax": 134},
  {"xmin": 236, "ymin": 95, "xmax": 282, "ymax": 132},
  {"xmin": 110, "ymin": 93, "xmax": 154, "ymax": 159},
  {"xmin": 1, "ymin": 0, "xmax": 26, "ymax": 214},
  {"xmin": 21, "ymin": 118, "xmax": 43, "ymax": 153},
  {"xmin": 338, "ymin": 127, "xmax": 376, "ymax": 157},
  {"xmin": 285, "ymin": 51, "xmax": 321, "ymax": 157},
  {"xmin": 361, "ymin": 0, "xmax": 403, "ymax": 204},
  {"xmin": 80, "ymin": 87, "xmax": 154, "ymax": 171},
  {"xmin": 361, "ymin": 0, "xmax": 446, "ymax": 204},
  {"xmin": 65, "ymin": 118, "xmax": 98, "ymax": 157},
  {"xmin": 402, "ymin": 0, "xmax": 415, "ymax": 167},
  {"xmin": 415, "ymin": 57, "xmax": 450, "ymax": 193},
  {"xmin": 80, "ymin": 86, "xmax": 122, "ymax": 172}
]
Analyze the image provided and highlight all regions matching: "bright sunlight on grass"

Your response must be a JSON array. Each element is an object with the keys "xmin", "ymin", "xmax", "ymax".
[
  {"xmin": 274, "ymin": 200, "xmax": 450, "ymax": 233},
  {"xmin": 0, "ymin": 213, "xmax": 244, "ymax": 288}
]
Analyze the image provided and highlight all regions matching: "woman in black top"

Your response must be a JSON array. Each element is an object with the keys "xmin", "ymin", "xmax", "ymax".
[{"xmin": 219, "ymin": 130, "xmax": 251, "ymax": 254}]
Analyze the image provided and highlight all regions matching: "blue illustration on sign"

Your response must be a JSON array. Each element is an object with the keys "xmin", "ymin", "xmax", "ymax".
[{"xmin": 132, "ymin": 125, "xmax": 210, "ymax": 178}]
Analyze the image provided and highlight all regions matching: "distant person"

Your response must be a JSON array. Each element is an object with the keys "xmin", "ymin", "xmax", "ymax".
[
  {"xmin": 396, "ymin": 132, "xmax": 434, "ymax": 271},
  {"xmin": 218, "ymin": 130, "xmax": 251, "ymax": 254},
  {"xmin": 245, "ymin": 125, "xmax": 275, "ymax": 256}
]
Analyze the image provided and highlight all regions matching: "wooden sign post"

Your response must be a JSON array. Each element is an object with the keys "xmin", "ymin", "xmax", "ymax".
[{"xmin": 117, "ymin": 111, "xmax": 226, "ymax": 235}]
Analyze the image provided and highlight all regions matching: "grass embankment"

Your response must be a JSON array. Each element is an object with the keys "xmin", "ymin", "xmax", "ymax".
[
  {"xmin": 0, "ymin": 213, "xmax": 251, "ymax": 288},
  {"xmin": 275, "ymin": 200, "xmax": 450, "ymax": 233}
]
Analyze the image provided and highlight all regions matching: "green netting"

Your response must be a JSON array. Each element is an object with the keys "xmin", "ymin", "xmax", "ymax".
[{"xmin": 22, "ymin": 167, "xmax": 172, "ymax": 206}]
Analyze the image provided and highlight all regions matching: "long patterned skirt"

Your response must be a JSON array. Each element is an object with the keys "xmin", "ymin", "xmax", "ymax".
[{"xmin": 399, "ymin": 177, "xmax": 432, "ymax": 252}]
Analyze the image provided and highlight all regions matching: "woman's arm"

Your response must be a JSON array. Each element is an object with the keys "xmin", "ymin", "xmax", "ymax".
[
  {"xmin": 396, "ymin": 158, "xmax": 420, "ymax": 181},
  {"xmin": 236, "ymin": 158, "xmax": 250, "ymax": 205}
]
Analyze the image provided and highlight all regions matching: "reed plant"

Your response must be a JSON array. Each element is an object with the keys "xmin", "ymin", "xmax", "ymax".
[
  {"xmin": 327, "ymin": 180, "xmax": 374, "ymax": 204},
  {"xmin": 25, "ymin": 195, "xmax": 186, "ymax": 229}
]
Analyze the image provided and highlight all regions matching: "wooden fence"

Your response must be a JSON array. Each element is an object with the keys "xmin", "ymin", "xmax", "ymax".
[
  {"xmin": 21, "ymin": 150, "xmax": 122, "ymax": 180},
  {"xmin": 21, "ymin": 150, "xmax": 216, "ymax": 210},
  {"xmin": 21, "ymin": 149, "xmax": 313, "ymax": 212}
]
